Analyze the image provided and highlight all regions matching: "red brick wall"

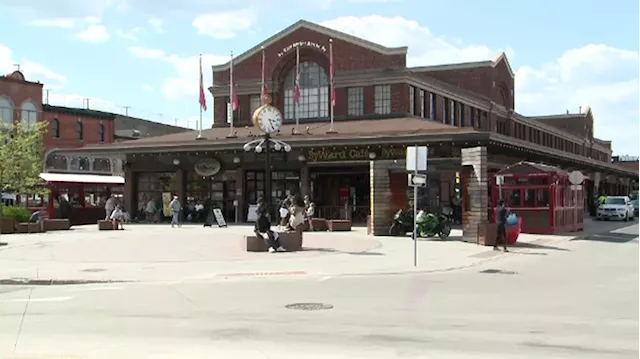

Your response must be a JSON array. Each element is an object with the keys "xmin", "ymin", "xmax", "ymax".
[
  {"xmin": 0, "ymin": 75, "xmax": 43, "ymax": 123},
  {"xmin": 42, "ymin": 110, "xmax": 115, "ymax": 151},
  {"xmin": 213, "ymin": 27, "xmax": 406, "ymax": 126}
]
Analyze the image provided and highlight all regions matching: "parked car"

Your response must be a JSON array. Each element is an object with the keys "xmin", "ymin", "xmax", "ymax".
[
  {"xmin": 596, "ymin": 196, "xmax": 635, "ymax": 221},
  {"xmin": 631, "ymin": 198, "xmax": 639, "ymax": 217}
]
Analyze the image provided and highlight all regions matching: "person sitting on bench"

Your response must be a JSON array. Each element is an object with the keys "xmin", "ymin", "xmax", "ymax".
[
  {"xmin": 110, "ymin": 204, "xmax": 125, "ymax": 230},
  {"xmin": 254, "ymin": 205, "xmax": 286, "ymax": 253}
]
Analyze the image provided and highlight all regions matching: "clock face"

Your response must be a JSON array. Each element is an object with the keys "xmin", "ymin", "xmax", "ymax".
[{"xmin": 257, "ymin": 106, "xmax": 283, "ymax": 134}]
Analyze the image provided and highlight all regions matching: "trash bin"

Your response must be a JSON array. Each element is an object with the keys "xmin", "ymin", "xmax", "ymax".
[{"xmin": 506, "ymin": 217, "xmax": 522, "ymax": 245}]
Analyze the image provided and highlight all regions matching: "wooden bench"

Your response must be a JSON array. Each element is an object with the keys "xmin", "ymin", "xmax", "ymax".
[
  {"xmin": 328, "ymin": 219, "xmax": 352, "ymax": 232},
  {"xmin": 0, "ymin": 218, "xmax": 15, "ymax": 234},
  {"xmin": 310, "ymin": 218, "xmax": 328, "ymax": 231},
  {"xmin": 43, "ymin": 219, "xmax": 70, "ymax": 231},
  {"xmin": 98, "ymin": 220, "xmax": 115, "ymax": 231},
  {"xmin": 17, "ymin": 222, "xmax": 42, "ymax": 234},
  {"xmin": 242, "ymin": 231, "xmax": 303, "ymax": 252}
]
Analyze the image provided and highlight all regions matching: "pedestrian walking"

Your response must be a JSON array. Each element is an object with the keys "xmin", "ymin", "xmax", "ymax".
[
  {"xmin": 169, "ymin": 195, "xmax": 182, "ymax": 228},
  {"xmin": 494, "ymin": 199, "xmax": 508, "ymax": 252}
]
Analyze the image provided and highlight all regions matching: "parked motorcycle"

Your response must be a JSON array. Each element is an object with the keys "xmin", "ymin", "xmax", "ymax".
[{"xmin": 389, "ymin": 209, "xmax": 451, "ymax": 240}]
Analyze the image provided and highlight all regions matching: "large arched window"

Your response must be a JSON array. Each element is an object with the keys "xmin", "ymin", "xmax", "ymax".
[
  {"xmin": 98, "ymin": 124, "xmax": 105, "ymax": 142},
  {"xmin": 21, "ymin": 100, "xmax": 38, "ymax": 126},
  {"xmin": 0, "ymin": 96, "xmax": 13, "ymax": 125},
  {"xmin": 283, "ymin": 61, "xmax": 329, "ymax": 120},
  {"xmin": 51, "ymin": 118, "xmax": 60, "ymax": 138}
]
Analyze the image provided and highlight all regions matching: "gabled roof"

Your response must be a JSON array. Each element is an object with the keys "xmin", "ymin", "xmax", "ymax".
[
  {"xmin": 211, "ymin": 20, "xmax": 408, "ymax": 72},
  {"xmin": 409, "ymin": 52, "xmax": 515, "ymax": 79}
]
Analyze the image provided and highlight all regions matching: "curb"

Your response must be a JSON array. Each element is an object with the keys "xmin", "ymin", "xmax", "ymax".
[{"xmin": 0, "ymin": 278, "xmax": 130, "ymax": 286}]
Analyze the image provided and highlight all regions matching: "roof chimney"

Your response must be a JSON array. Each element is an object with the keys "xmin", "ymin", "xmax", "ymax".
[
  {"xmin": 566, "ymin": 109, "xmax": 569, "ymax": 114},
  {"xmin": 579, "ymin": 106, "xmax": 582, "ymax": 113}
]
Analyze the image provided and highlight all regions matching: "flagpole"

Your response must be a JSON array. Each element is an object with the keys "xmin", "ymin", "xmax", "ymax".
[
  {"xmin": 227, "ymin": 51, "xmax": 236, "ymax": 138},
  {"xmin": 261, "ymin": 46, "xmax": 266, "ymax": 104},
  {"xmin": 212, "ymin": 61, "xmax": 215, "ymax": 129},
  {"xmin": 327, "ymin": 38, "xmax": 337, "ymax": 134},
  {"xmin": 294, "ymin": 45, "xmax": 300, "ymax": 134},
  {"xmin": 197, "ymin": 54, "xmax": 204, "ymax": 140}
]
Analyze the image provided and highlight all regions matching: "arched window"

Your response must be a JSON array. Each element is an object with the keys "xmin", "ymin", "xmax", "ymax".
[
  {"xmin": 76, "ymin": 121, "xmax": 83, "ymax": 140},
  {"xmin": 0, "ymin": 96, "xmax": 13, "ymax": 125},
  {"xmin": 283, "ymin": 61, "xmax": 329, "ymax": 120},
  {"xmin": 51, "ymin": 118, "xmax": 60, "ymax": 138},
  {"xmin": 20, "ymin": 100, "xmax": 38, "ymax": 126},
  {"xmin": 98, "ymin": 124, "xmax": 105, "ymax": 142}
]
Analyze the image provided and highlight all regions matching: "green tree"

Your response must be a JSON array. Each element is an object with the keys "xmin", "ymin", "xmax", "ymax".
[{"xmin": 0, "ymin": 120, "xmax": 48, "ymax": 197}]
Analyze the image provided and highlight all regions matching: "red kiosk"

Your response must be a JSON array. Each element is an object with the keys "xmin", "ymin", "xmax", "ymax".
[{"xmin": 490, "ymin": 162, "xmax": 584, "ymax": 235}]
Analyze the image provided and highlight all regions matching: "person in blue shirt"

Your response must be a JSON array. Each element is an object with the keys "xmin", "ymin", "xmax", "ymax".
[{"xmin": 495, "ymin": 199, "xmax": 508, "ymax": 252}]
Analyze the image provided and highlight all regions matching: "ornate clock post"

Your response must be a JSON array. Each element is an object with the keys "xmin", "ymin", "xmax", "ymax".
[{"xmin": 243, "ymin": 95, "xmax": 291, "ymax": 219}]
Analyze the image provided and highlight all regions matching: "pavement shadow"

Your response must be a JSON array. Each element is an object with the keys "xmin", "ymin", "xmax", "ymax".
[
  {"xmin": 577, "ymin": 232, "xmax": 637, "ymax": 244},
  {"xmin": 301, "ymin": 247, "xmax": 385, "ymax": 256},
  {"xmin": 0, "ymin": 242, "xmax": 6, "ymax": 247},
  {"xmin": 514, "ymin": 242, "xmax": 569, "ymax": 251}
]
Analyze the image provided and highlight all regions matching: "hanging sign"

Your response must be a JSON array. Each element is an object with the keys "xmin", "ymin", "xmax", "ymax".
[{"xmin": 277, "ymin": 41, "xmax": 327, "ymax": 57}]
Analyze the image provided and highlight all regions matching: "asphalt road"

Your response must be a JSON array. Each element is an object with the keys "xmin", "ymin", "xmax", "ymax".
[{"xmin": 0, "ymin": 224, "xmax": 637, "ymax": 359}]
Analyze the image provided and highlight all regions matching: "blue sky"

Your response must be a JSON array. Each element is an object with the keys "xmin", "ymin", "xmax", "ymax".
[{"xmin": 0, "ymin": 0, "xmax": 638, "ymax": 155}]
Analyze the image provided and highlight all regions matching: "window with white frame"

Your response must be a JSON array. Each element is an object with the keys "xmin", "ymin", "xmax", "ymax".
[
  {"xmin": 429, "ymin": 93, "xmax": 436, "ymax": 121},
  {"xmin": 347, "ymin": 87, "xmax": 364, "ymax": 116},
  {"xmin": 249, "ymin": 95, "xmax": 262, "ymax": 116},
  {"xmin": 419, "ymin": 90, "xmax": 425, "ymax": 117},
  {"xmin": 283, "ymin": 61, "xmax": 329, "ymax": 120},
  {"xmin": 450, "ymin": 100, "xmax": 456, "ymax": 125},
  {"xmin": 374, "ymin": 85, "xmax": 391, "ymax": 114},
  {"xmin": 21, "ymin": 100, "xmax": 38, "ymax": 126},
  {"xmin": 0, "ymin": 96, "xmax": 12, "ymax": 125}
]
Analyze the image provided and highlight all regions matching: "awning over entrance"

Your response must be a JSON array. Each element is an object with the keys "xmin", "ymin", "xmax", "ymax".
[{"xmin": 39, "ymin": 173, "xmax": 125, "ymax": 184}]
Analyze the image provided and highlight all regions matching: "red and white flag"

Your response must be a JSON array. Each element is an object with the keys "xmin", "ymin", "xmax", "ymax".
[
  {"xmin": 198, "ymin": 55, "xmax": 207, "ymax": 111},
  {"xmin": 230, "ymin": 52, "xmax": 238, "ymax": 111},
  {"xmin": 293, "ymin": 46, "xmax": 301, "ymax": 104},
  {"xmin": 330, "ymin": 40, "xmax": 335, "ymax": 107},
  {"xmin": 261, "ymin": 46, "xmax": 267, "ymax": 101}
]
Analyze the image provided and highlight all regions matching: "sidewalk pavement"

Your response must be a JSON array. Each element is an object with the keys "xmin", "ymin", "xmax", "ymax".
[{"xmin": 0, "ymin": 218, "xmax": 634, "ymax": 284}]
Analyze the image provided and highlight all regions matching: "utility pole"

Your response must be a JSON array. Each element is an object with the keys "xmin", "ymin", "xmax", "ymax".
[
  {"xmin": 83, "ymin": 98, "xmax": 91, "ymax": 109},
  {"xmin": 122, "ymin": 106, "xmax": 131, "ymax": 116},
  {"xmin": 45, "ymin": 89, "xmax": 51, "ymax": 104},
  {"xmin": 13, "ymin": 64, "xmax": 20, "ymax": 71}
]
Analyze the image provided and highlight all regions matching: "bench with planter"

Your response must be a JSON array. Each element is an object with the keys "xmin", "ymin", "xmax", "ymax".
[
  {"xmin": 0, "ymin": 218, "xmax": 16, "ymax": 234},
  {"xmin": 98, "ymin": 220, "xmax": 115, "ymax": 231},
  {"xmin": 241, "ymin": 231, "xmax": 303, "ymax": 252},
  {"xmin": 310, "ymin": 218, "xmax": 328, "ymax": 231},
  {"xmin": 17, "ymin": 222, "xmax": 42, "ymax": 234},
  {"xmin": 327, "ymin": 219, "xmax": 352, "ymax": 232},
  {"xmin": 43, "ymin": 219, "xmax": 71, "ymax": 231}
]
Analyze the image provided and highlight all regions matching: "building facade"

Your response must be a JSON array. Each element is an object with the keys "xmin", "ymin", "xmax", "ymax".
[{"xmin": 44, "ymin": 20, "xmax": 638, "ymax": 238}]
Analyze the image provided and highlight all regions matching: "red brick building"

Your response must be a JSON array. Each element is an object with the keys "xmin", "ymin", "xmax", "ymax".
[{"xmin": 45, "ymin": 20, "xmax": 638, "ymax": 237}]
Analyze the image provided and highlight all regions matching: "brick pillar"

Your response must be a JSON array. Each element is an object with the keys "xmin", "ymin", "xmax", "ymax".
[
  {"xmin": 300, "ymin": 165, "xmax": 310, "ymax": 197},
  {"xmin": 235, "ymin": 168, "xmax": 245, "ymax": 222},
  {"xmin": 461, "ymin": 147, "xmax": 488, "ymax": 243},
  {"xmin": 369, "ymin": 160, "xmax": 392, "ymax": 236},
  {"xmin": 123, "ymin": 166, "xmax": 135, "ymax": 216}
]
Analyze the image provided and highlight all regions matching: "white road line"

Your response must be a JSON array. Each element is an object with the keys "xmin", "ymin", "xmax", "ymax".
[
  {"xmin": 319, "ymin": 276, "xmax": 332, "ymax": 282},
  {"xmin": 68, "ymin": 286, "xmax": 124, "ymax": 292},
  {"xmin": 3, "ymin": 296, "xmax": 74, "ymax": 303}
]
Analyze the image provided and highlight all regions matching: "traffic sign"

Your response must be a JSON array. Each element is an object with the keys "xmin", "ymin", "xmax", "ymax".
[
  {"xmin": 496, "ymin": 175, "xmax": 505, "ymax": 186},
  {"xmin": 409, "ymin": 173, "xmax": 427, "ymax": 187}
]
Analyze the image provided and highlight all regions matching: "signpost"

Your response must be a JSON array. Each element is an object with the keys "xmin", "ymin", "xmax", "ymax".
[
  {"xmin": 496, "ymin": 175, "xmax": 505, "ymax": 201},
  {"xmin": 406, "ymin": 146, "xmax": 428, "ymax": 267}
]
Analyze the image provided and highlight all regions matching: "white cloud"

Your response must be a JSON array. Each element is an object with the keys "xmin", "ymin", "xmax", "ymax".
[
  {"xmin": 515, "ymin": 44, "xmax": 639, "ymax": 156},
  {"xmin": 192, "ymin": 8, "xmax": 258, "ymax": 39},
  {"xmin": 74, "ymin": 24, "xmax": 110, "ymax": 43},
  {"xmin": 320, "ymin": 16, "xmax": 514, "ymax": 67},
  {"xmin": 128, "ymin": 46, "xmax": 228, "ymax": 100},
  {"xmin": 148, "ymin": 16, "xmax": 164, "ymax": 33},
  {"xmin": 142, "ymin": 84, "xmax": 154, "ymax": 92},
  {"xmin": 28, "ymin": 16, "xmax": 100, "ymax": 29},
  {"xmin": 116, "ymin": 27, "xmax": 143, "ymax": 41},
  {"xmin": 323, "ymin": 15, "xmax": 639, "ymax": 155},
  {"xmin": 0, "ymin": 43, "xmax": 67, "ymax": 88}
]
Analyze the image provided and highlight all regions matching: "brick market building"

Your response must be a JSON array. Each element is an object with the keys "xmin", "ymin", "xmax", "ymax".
[{"xmin": 44, "ymin": 20, "xmax": 638, "ymax": 237}]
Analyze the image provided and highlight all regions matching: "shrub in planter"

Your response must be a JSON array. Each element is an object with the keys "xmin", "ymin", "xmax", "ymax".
[{"xmin": 2, "ymin": 206, "xmax": 32, "ymax": 223}]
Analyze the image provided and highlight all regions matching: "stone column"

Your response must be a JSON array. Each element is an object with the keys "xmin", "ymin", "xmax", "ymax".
[
  {"xmin": 123, "ymin": 166, "xmax": 135, "ymax": 216},
  {"xmin": 461, "ymin": 147, "xmax": 488, "ymax": 243},
  {"xmin": 300, "ymin": 165, "xmax": 310, "ymax": 197},
  {"xmin": 235, "ymin": 168, "xmax": 245, "ymax": 222},
  {"xmin": 369, "ymin": 160, "xmax": 392, "ymax": 236}
]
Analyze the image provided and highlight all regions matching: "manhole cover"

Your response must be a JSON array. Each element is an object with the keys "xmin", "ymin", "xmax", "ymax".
[
  {"xmin": 285, "ymin": 303, "xmax": 333, "ymax": 311},
  {"xmin": 479, "ymin": 269, "xmax": 516, "ymax": 275},
  {"xmin": 81, "ymin": 268, "xmax": 107, "ymax": 273}
]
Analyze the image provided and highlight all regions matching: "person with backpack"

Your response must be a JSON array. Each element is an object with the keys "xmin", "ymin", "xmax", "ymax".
[{"xmin": 495, "ymin": 199, "xmax": 508, "ymax": 252}]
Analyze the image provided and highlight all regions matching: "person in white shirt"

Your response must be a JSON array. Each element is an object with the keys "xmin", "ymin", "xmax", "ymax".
[
  {"xmin": 110, "ymin": 204, "xmax": 125, "ymax": 230},
  {"xmin": 105, "ymin": 195, "xmax": 117, "ymax": 220}
]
